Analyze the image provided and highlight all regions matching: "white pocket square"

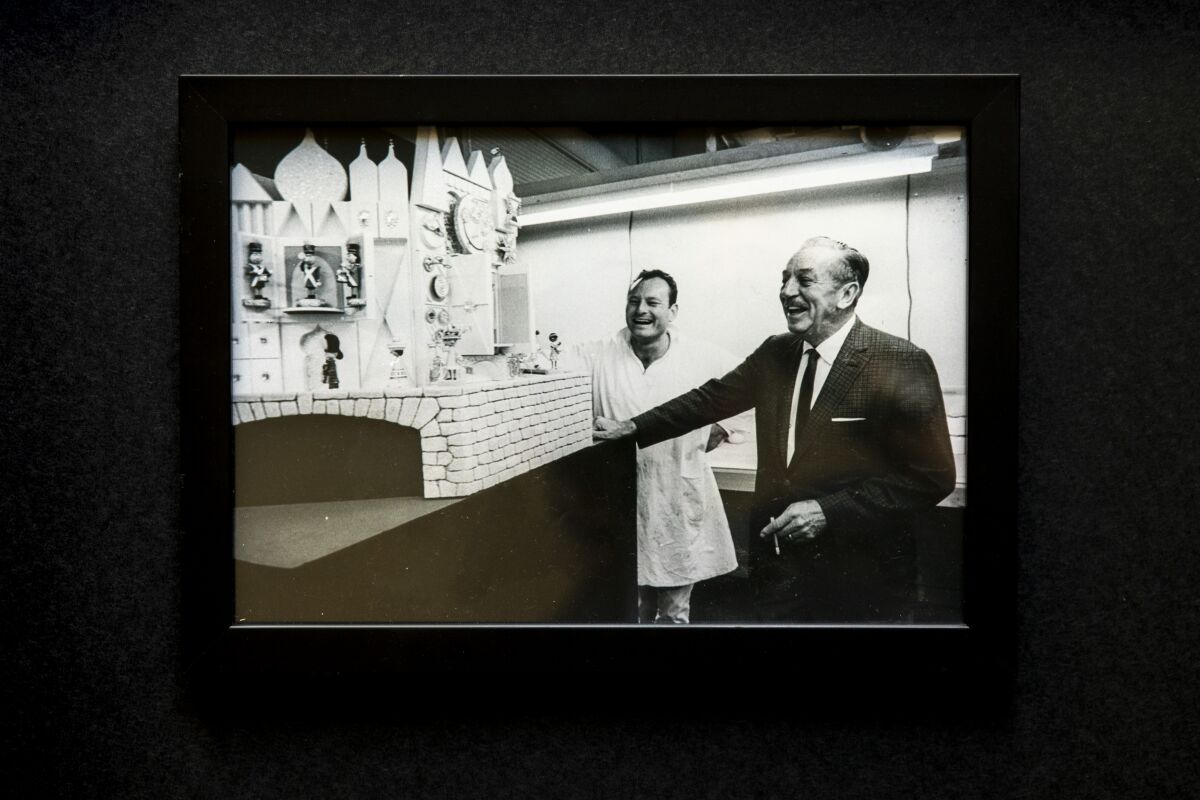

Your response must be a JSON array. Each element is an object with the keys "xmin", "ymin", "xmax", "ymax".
[{"xmin": 830, "ymin": 417, "xmax": 866, "ymax": 422}]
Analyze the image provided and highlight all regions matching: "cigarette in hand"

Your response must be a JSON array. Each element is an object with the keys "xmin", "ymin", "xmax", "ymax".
[{"xmin": 770, "ymin": 516, "xmax": 780, "ymax": 555}]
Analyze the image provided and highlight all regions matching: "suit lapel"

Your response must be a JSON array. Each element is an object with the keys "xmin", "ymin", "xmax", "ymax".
[{"xmin": 794, "ymin": 319, "xmax": 871, "ymax": 460}]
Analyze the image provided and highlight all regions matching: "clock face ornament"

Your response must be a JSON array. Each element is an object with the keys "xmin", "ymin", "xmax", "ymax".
[{"xmin": 453, "ymin": 195, "xmax": 492, "ymax": 251}]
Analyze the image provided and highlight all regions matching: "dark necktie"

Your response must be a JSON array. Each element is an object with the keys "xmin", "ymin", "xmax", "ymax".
[{"xmin": 793, "ymin": 347, "xmax": 819, "ymax": 458}]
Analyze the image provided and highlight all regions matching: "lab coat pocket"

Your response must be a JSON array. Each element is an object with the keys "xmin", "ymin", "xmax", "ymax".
[{"xmin": 678, "ymin": 434, "xmax": 706, "ymax": 479}]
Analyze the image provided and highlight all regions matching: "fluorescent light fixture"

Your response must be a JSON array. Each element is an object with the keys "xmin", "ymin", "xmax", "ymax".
[{"xmin": 518, "ymin": 146, "xmax": 937, "ymax": 227}]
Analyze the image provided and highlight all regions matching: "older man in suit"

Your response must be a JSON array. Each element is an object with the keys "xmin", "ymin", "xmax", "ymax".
[{"xmin": 595, "ymin": 236, "xmax": 956, "ymax": 622}]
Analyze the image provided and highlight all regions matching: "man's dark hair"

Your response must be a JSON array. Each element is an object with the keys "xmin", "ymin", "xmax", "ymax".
[
  {"xmin": 803, "ymin": 236, "xmax": 870, "ymax": 292},
  {"xmin": 629, "ymin": 268, "xmax": 678, "ymax": 305}
]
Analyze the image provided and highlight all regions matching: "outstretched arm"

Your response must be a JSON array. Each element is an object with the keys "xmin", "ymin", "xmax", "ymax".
[{"xmin": 631, "ymin": 340, "xmax": 768, "ymax": 447}]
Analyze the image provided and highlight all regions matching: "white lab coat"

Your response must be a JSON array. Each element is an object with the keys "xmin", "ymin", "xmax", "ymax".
[{"xmin": 573, "ymin": 329, "xmax": 738, "ymax": 587}]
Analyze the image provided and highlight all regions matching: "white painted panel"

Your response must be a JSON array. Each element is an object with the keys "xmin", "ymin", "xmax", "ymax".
[
  {"xmin": 247, "ymin": 321, "xmax": 281, "ymax": 359},
  {"xmin": 231, "ymin": 322, "xmax": 250, "ymax": 360},
  {"xmin": 446, "ymin": 252, "xmax": 495, "ymax": 355},
  {"xmin": 249, "ymin": 359, "xmax": 283, "ymax": 394}
]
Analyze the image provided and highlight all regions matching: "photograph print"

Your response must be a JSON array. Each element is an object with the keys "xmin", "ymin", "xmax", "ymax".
[{"xmin": 223, "ymin": 118, "xmax": 968, "ymax": 627}]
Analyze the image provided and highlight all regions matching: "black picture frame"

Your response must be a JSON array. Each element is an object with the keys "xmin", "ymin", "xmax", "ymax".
[{"xmin": 181, "ymin": 75, "xmax": 1017, "ymax": 700}]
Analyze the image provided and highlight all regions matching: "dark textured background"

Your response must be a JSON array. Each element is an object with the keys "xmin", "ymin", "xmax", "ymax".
[{"xmin": 3, "ymin": 0, "xmax": 1199, "ymax": 797}]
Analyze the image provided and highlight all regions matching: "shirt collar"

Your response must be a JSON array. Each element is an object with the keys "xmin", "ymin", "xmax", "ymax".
[
  {"xmin": 808, "ymin": 313, "xmax": 856, "ymax": 364},
  {"xmin": 618, "ymin": 326, "xmax": 677, "ymax": 348}
]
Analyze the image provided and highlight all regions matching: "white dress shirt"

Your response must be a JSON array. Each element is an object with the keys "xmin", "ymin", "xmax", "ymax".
[{"xmin": 786, "ymin": 314, "xmax": 857, "ymax": 466}]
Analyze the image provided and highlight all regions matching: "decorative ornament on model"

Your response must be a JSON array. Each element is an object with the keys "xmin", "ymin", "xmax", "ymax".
[
  {"xmin": 295, "ymin": 243, "xmax": 328, "ymax": 308},
  {"xmin": 337, "ymin": 243, "xmax": 366, "ymax": 308},
  {"xmin": 242, "ymin": 242, "xmax": 271, "ymax": 308},
  {"xmin": 386, "ymin": 340, "xmax": 411, "ymax": 388}
]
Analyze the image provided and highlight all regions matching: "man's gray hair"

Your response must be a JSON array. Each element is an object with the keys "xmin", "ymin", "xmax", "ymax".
[{"xmin": 801, "ymin": 236, "xmax": 870, "ymax": 291}]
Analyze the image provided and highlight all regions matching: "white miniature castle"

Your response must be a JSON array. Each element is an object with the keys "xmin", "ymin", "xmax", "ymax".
[{"xmin": 230, "ymin": 127, "xmax": 528, "ymax": 395}]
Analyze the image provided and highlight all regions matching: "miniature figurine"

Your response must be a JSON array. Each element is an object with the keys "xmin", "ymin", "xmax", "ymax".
[
  {"xmin": 439, "ymin": 325, "xmax": 466, "ymax": 381},
  {"xmin": 548, "ymin": 332, "xmax": 562, "ymax": 372},
  {"xmin": 387, "ymin": 340, "xmax": 410, "ymax": 387},
  {"xmin": 301, "ymin": 248, "xmax": 321, "ymax": 292},
  {"xmin": 504, "ymin": 194, "xmax": 521, "ymax": 229},
  {"xmin": 242, "ymin": 243, "xmax": 271, "ymax": 308},
  {"xmin": 295, "ymin": 244, "xmax": 329, "ymax": 307},
  {"xmin": 529, "ymin": 329, "xmax": 558, "ymax": 372},
  {"xmin": 507, "ymin": 351, "xmax": 528, "ymax": 377},
  {"xmin": 322, "ymin": 333, "xmax": 343, "ymax": 389},
  {"xmin": 496, "ymin": 231, "xmax": 517, "ymax": 266},
  {"xmin": 337, "ymin": 244, "xmax": 366, "ymax": 308},
  {"xmin": 295, "ymin": 244, "xmax": 330, "ymax": 308}
]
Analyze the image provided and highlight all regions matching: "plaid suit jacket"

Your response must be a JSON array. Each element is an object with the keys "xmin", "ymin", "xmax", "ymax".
[{"xmin": 632, "ymin": 319, "xmax": 956, "ymax": 619}]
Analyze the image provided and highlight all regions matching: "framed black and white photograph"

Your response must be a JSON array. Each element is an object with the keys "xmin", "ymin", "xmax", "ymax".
[{"xmin": 180, "ymin": 75, "xmax": 1016, "ymax": 679}]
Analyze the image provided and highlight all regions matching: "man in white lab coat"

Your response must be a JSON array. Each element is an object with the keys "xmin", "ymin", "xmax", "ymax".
[{"xmin": 573, "ymin": 269, "xmax": 737, "ymax": 623}]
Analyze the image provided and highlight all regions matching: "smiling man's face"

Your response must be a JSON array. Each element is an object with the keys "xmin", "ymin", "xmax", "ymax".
[
  {"xmin": 779, "ymin": 246, "xmax": 860, "ymax": 345},
  {"xmin": 626, "ymin": 277, "xmax": 676, "ymax": 345}
]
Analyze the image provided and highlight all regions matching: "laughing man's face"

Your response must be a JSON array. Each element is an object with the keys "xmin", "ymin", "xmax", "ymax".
[
  {"xmin": 626, "ymin": 277, "xmax": 676, "ymax": 345},
  {"xmin": 779, "ymin": 247, "xmax": 858, "ymax": 344}
]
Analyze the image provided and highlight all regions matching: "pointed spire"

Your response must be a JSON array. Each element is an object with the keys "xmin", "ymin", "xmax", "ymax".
[
  {"xmin": 377, "ymin": 138, "xmax": 410, "ymax": 234},
  {"xmin": 231, "ymin": 163, "xmax": 273, "ymax": 202},
  {"xmin": 348, "ymin": 139, "xmax": 379, "ymax": 202},
  {"xmin": 411, "ymin": 126, "xmax": 449, "ymax": 212},
  {"xmin": 378, "ymin": 139, "xmax": 409, "ymax": 204},
  {"xmin": 488, "ymin": 154, "xmax": 514, "ymax": 197},
  {"xmin": 466, "ymin": 150, "xmax": 492, "ymax": 188},
  {"xmin": 488, "ymin": 155, "xmax": 516, "ymax": 230},
  {"xmin": 440, "ymin": 136, "xmax": 470, "ymax": 179}
]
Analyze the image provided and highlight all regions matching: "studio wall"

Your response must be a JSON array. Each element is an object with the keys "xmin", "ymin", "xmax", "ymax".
[{"xmin": 521, "ymin": 160, "xmax": 967, "ymax": 392}]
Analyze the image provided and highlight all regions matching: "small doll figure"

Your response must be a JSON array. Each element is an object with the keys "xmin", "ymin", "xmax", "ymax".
[
  {"xmin": 548, "ymin": 332, "xmax": 562, "ymax": 371},
  {"xmin": 242, "ymin": 242, "xmax": 271, "ymax": 308},
  {"xmin": 300, "ymin": 245, "xmax": 321, "ymax": 295},
  {"xmin": 504, "ymin": 194, "xmax": 521, "ymax": 229},
  {"xmin": 496, "ymin": 231, "xmax": 517, "ymax": 266},
  {"xmin": 321, "ymin": 333, "xmax": 343, "ymax": 389},
  {"xmin": 437, "ymin": 325, "xmax": 466, "ymax": 381},
  {"xmin": 386, "ymin": 340, "xmax": 409, "ymax": 386},
  {"xmin": 337, "ymin": 244, "xmax": 365, "ymax": 307},
  {"xmin": 443, "ymin": 353, "xmax": 460, "ymax": 381},
  {"xmin": 245, "ymin": 244, "xmax": 270, "ymax": 296}
]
